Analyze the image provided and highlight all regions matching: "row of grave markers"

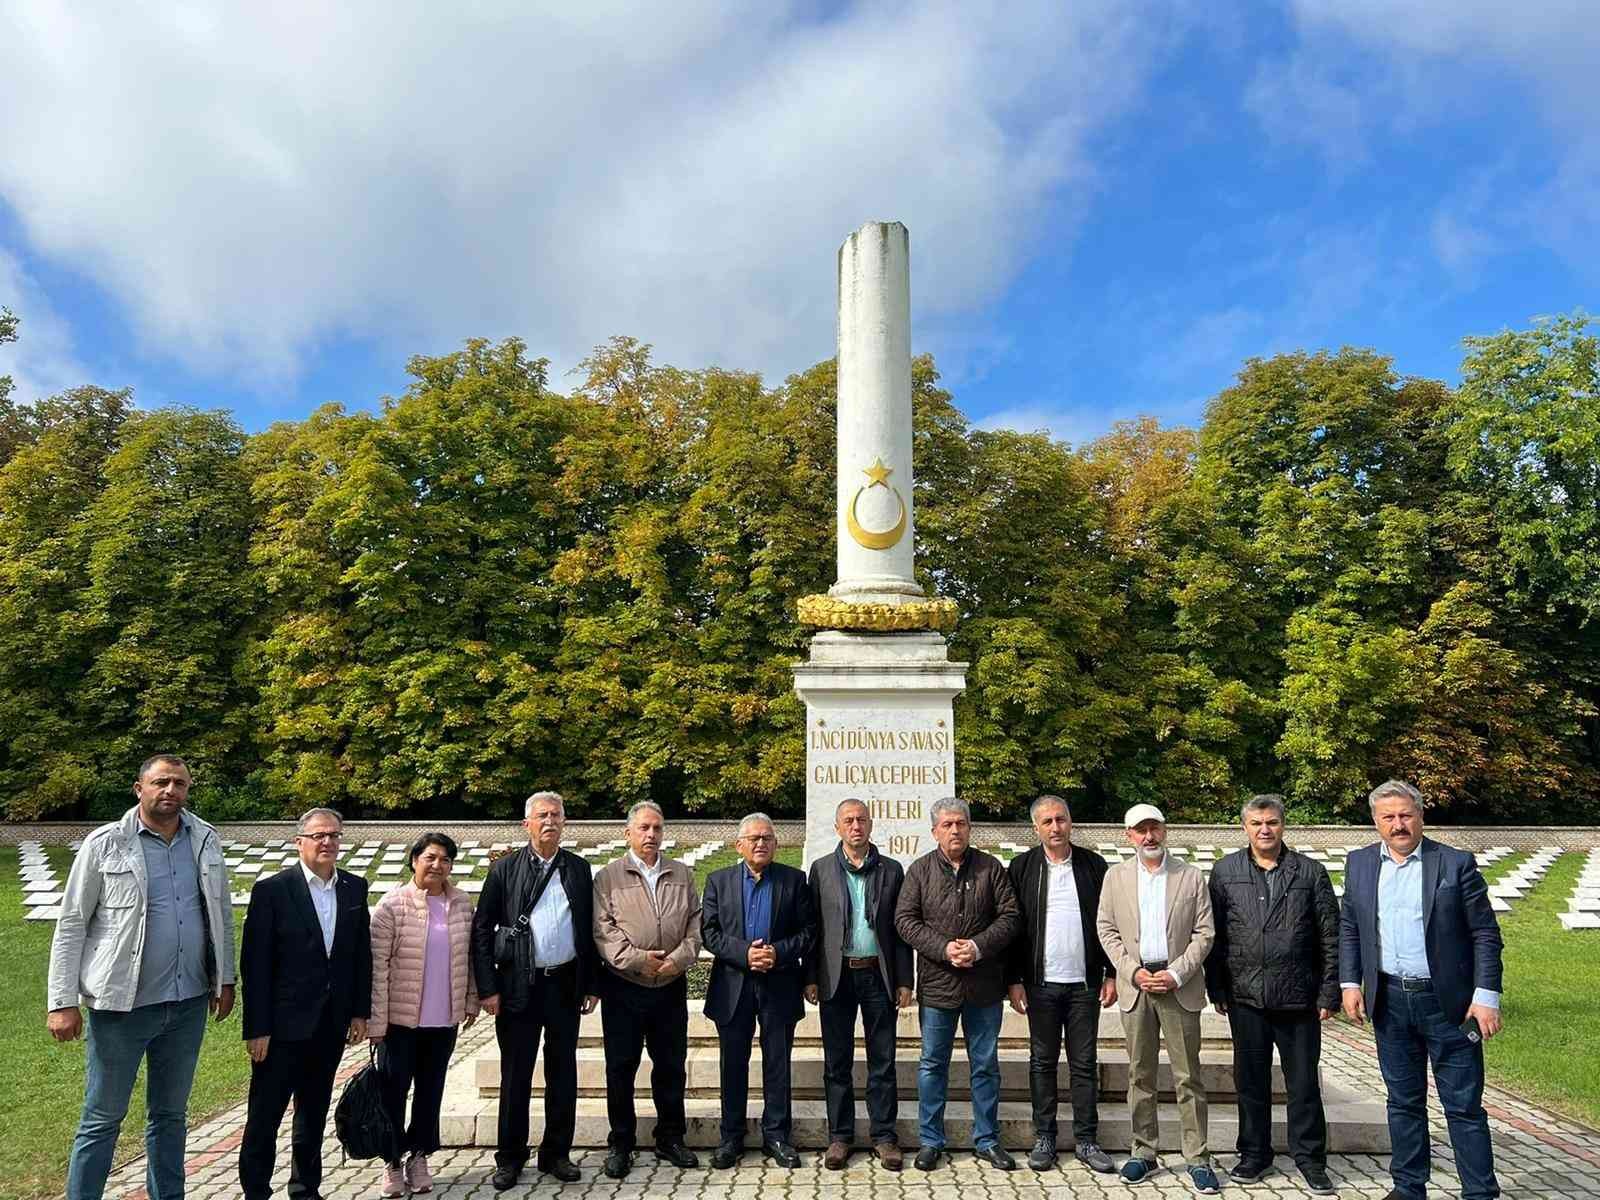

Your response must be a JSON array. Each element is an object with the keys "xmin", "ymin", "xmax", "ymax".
[
  {"xmin": 14, "ymin": 836, "xmax": 730, "ymax": 922},
  {"xmin": 1559, "ymin": 848, "xmax": 1600, "ymax": 931}
]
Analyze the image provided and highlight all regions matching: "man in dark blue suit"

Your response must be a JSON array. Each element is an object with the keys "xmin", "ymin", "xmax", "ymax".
[
  {"xmin": 701, "ymin": 812, "xmax": 816, "ymax": 1169},
  {"xmin": 1340, "ymin": 780, "xmax": 1504, "ymax": 1200}
]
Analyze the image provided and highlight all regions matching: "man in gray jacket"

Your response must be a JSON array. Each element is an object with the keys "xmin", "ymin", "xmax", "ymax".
[{"xmin": 47, "ymin": 754, "xmax": 237, "ymax": 1200}]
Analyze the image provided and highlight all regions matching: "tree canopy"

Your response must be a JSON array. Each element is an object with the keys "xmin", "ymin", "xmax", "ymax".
[{"xmin": 1, "ymin": 316, "xmax": 1596, "ymax": 823}]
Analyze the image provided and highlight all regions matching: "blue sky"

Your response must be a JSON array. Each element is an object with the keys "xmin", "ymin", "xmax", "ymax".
[{"xmin": 1, "ymin": 1, "xmax": 1595, "ymax": 446}]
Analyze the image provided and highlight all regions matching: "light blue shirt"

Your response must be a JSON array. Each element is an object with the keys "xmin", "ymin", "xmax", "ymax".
[
  {"xmin": 529, "ymin": 851, "xmax": 576, "ymax": 968},
  {"xmin": 133, "ymin": 818, "xmax": 209, "ymax": 1007},
  {"xmin": 842, "ymin": 866, "xmax": 879, "ymax": 958},
  {"xmin": 300, "ymin": 862, "xmax": 338, "ymax": 956},
  {"xmin": 1363, "ymin": 847, "xmax": 1499, "ymax": 1009}
]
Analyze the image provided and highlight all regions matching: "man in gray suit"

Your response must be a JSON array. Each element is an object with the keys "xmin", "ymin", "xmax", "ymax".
[{"xmin": 806, "ymin": 799, "xmax": 915, "ymax": 1171}]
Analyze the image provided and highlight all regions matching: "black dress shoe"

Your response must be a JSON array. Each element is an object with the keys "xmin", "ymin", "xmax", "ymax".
[
  {"xmin": 1231, "ymin": 1159, "xmax": 1273, "ymax": 1183},
  {"xmin": 974, "ymin": 1144, "xmax": 1018, "ymax": 1171},
  {"xmin": 654, "ymin": 1141, "xmax": 700, "ymax": 1168},
  {"xmin": 762, "ymin": 1139, "xmax": 801, "ymax": 1168},
  {"xmin": 914, "ymin": 1146, "xmax": 942, "ymax": 1171},
  {"xmin": 711, "ymin": 1143, "xmax": 743, "ymax": 1169},
  {"xmin": 539, "ymin": 1157, "xmax": 582, "ymax": 1182},
  {"xmin": 603, "ymin": 1148, "xmax": 631, "ymax": 1179},
  {"xmin": 490, "ymin": 1164, "xmax": 522, "ymax": 1191}
]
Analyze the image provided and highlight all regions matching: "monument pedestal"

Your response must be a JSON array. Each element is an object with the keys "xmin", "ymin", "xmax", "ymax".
[{"xmin": 793, "ymin": 630, "xmax": 968, "ymax": 869}]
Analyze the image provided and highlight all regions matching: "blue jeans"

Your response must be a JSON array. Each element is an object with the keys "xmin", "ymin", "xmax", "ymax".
[
  {"xmin": 1373, "ymin": 979, "xmax": 1500, "ymax": 1200},
  {"xmin": 917, "ymin": 1001, "xmax": 1002, "ymax": 1150},
  {"xmin": 68, "ymin": 994, "xmax": 210, "ymax": 1200}
]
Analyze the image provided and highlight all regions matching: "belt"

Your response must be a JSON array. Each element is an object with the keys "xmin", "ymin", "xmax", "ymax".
[
  {"xmin": 845, "ymin": 956, "xmax": 879, "ymax": 970},
  {"xmin": 534, "ymin": 960, "xmax": 576, "ymax": 978},
  {"xmin": 1141, "ymin": 960, "xmax": 1168, "ymax": 973},
  {"xmin": 1380, "ymin": 972, "xmax": 1432, "ymax": 992}
]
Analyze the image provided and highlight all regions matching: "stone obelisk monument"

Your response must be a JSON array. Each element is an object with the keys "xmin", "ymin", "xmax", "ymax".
[{"xmin": 795, "ymin": 222, "xmax": 966, "ymax": 868}]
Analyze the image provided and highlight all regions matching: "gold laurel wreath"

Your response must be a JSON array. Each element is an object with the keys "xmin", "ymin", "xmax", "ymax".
[{"xmin": 796, "ymin": 594, "xmax": 959, "ymax": 632}]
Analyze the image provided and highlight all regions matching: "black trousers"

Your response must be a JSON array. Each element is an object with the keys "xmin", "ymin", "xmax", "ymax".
[
  {"xmin": 819, "ymin": 965, "xmax": 899, "ymax": 1145},
  {"xmin": 239, "ymin": 1007, "xmax": 346, "ymax": 1200},
  {"xmin": 377, "ymin": 1024, "xmax": 459, "ymax": 1164},
  {"xmin": 1227, "ymin": 1003, "xmax": 1327, "ymax": 1169},
  {"xmin": 716, "ymin": 980, "xmax": 797, "ymax": 1146},
  {"xmin": 600, "ymin": 974, "xmax": 689, "ymax": 1150},
  {"xmin": 1025, "ymin": 981, "xmax": 1102, "ymax": 1145},
  {"xmin": 494, "ymin": 968, "xmax": 580, "ymax": 1169}
]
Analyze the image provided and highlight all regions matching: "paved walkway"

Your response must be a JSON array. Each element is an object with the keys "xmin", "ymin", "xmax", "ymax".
[{"xmin": 94, "ymin": 1021, "xmax": 1600, "ymax": 1199}]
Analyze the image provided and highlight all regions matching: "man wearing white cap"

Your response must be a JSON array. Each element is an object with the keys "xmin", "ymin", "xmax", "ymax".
[{"xmin": 1096, "ymin": 804, "xmax": 1218, "ymax": 1194}]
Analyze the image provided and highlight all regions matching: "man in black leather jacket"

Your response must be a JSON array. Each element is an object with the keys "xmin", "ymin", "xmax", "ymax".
[{"xmin": 1204, "ymin": 795, "xmax": 1339, "ymax": 1194}]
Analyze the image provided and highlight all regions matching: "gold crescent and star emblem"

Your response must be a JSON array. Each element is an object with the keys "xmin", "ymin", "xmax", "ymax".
[{"xmin": 846, "ymin": 457, "xmax": 907, "ymax": 550}]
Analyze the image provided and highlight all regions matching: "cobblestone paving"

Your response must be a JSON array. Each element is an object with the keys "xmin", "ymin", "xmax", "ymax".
[{"xmin": 93, "ymin": 1020, "xmax": 1600, "ymax": 1200}]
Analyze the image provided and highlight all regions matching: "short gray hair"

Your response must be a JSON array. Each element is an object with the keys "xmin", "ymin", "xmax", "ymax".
[
  {"xmin": 834, "ymin": 798, "xmax": 869, "ymax": 821},
  {"xmin": 1242, "ymin": 794, "xmax": 1286, "ymax": 822},
  {"xmin": 1029, "ymin": 794, "xmax": 1070, "ymax": 822},
  {"xmin": 1368, "ymin": 780, "xmax": 1424, "ymax": 815},
  {"xmin": 929, "ymin": 797, "xmax": 970, "ymax": 826},
  {"xmin": 296, "ymin": 806, "xmax": 343, "ymax": 833},
  {"xmin": 626, "ymin": 800, "xmax": 664, "ymax": 826},
  {"xmin": 737, "ymin": 812, "xmax": 775, "ymax": 839},
  {"xmin": 525, "ymin": 790, "xmax": 565, "ymax": 818}
]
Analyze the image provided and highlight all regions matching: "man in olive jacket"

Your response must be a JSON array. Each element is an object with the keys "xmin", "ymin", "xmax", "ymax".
[
  {"xmin": 1205, "ymin": 795, "xmax": 1339, "ymax": 1193},
  {"xmin": 894, "ymin": 797, "xmax": 1022, "ymax": 1172}
]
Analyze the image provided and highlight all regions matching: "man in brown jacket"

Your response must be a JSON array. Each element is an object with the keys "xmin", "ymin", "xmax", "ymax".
[
  {"xmin": 593, "ymin": 801, "xmax": 704, "ymax": 1178},
  {"xmin": 894, "ymin": 797, "xmax": 1022, "ymax": 1172}
]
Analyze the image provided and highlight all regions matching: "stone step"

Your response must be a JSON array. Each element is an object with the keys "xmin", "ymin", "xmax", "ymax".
[
  {"xmin": 436, "ymin": 1094, "xmax": 1388, "ymax": 1154},
  {"xmin": 495, "ymin": 1005, "xmax": 1232, "ymax": 1047},
  {"xmin": 472, "ymin": 1044, "xmax": 1285, "ymax": 1102}
]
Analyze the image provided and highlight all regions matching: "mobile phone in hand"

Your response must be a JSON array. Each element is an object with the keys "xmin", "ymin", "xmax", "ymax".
[{"xmin": 1460, "ymin": 1015, "xmax": 1482, "ymax": 1044}]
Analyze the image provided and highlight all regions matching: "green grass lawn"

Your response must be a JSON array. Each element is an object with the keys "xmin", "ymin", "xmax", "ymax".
[{"xmin": 1485, "ymin": 850, "xmax": 1600, "ymax": 1128}]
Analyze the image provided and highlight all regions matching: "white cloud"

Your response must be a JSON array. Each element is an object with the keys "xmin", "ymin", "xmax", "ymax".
[
  {"xmin": 0, "ymin": 1, "xmax": 1182, "ymax": 388},
  {"xmin": 0, "ymin": 247, "xmax": 92, "ymax": 403}
]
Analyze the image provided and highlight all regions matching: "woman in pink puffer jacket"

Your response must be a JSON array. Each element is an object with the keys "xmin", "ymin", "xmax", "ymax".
[{"xmin": 369, "ymin": 832, "xmax": 480, "ymax": 1196}]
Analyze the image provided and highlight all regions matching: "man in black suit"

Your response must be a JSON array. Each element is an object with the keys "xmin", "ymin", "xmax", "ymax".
[
  {"xmin": 471, "ymin": 790, "xmax": 601, "ymax": 1192},
  {"xmin": 1004, "ymin": 795, "xmax": 1118, "ymax": 1174},
  {"xmin": 239, "ymin": 807, "xmax": 372, "ymax": 1200},
  {"xmin": 701, "ymin": 812, "xmax": 816, "ymax": 1169},
  {"xmin": 1340, "ymin": 780, "xmax": 1505, "ymax": 1200},
  {"xmin": 805, "ymin": 799, "xmax": 914, "ymax": 1172}
]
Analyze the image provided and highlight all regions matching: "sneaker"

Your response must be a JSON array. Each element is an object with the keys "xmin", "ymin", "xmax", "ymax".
[
  {"xmin": 405, "ymin": 1153, "xmax": 433, "ymax": 1193},
  {"xmin": 1076, "ymin": 1142, "xmax": 1115, "ymax": 1173},
  {"xmin": 380, "ymin": 1162, "xmax": 406, "ymax": 1197},
  {"xmin": 1120, "ymin": 1156, "xmax": 1157, "ymax": 1182},
  {"xmin": 1028, "ymin": 1135, "xmax": 1058, "ymax": 1170},
  {"xmin": 1301, "ymin": 1164, "xmax": 1337, "ymax": 1195},
  {"xmin": 1188, "ymin": 1164, "xmax": 1220, "ymax": 1194},
  {"xmin": 1231, "ymin": 1159, "xmax": 1272, "ymax": 1183}
]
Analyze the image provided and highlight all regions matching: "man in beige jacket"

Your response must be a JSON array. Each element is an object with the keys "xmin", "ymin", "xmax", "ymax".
[
  {"xmin": 1096, "ymin": 804, "xmax": 1218, "ymax": 1194},
  {"xmin": 593, "ymin": 801, "xmax": 704, "ymax": 1178}
]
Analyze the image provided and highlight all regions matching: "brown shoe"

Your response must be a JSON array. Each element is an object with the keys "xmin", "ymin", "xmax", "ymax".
[
  {"xmin": 875, "ymin": 1142, "xmax": 903, "ymax": 1171},
  {"xmin": 825, "ymin": 1142, "xmax": 851, "ymax": 1170}
]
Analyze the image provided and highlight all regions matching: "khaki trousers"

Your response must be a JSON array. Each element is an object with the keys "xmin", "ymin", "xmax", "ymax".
[{"xmin": 1120, "ymin": 991, "xmax": 1209, "ymax": 1164}]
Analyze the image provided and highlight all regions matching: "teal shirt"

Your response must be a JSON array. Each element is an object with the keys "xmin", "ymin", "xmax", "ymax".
[{"xmin": 843, "ymin": 865, "xmax": 880, "ymax": 958}]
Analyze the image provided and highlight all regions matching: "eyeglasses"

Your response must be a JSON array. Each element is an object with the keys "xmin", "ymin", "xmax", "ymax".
[
  {"xmin": 741, "ymin": 834, "xmax": 776, "ymax": 845},
  {"xmin": 297, "ymin": 831, "xmax": 342, "ymax": 843}
]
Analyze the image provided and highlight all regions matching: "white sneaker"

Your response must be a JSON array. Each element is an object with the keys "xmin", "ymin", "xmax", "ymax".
[{"xmin": 406, "ymin": 1152, "xmax": 433, "ymax": 1194}]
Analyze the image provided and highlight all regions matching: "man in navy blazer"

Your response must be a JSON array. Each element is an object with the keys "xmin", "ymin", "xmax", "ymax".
[
  {"xmin": 239, "ymin": 807, "xmax": 372, "ymax": 1200},
  {"xmin": 701, "ymin": 812, "xmax": 816, "ymax": 1169},
  {"xmin": 1339, "ymin": 780, "xmax": 1504, "ymax": 1200}
]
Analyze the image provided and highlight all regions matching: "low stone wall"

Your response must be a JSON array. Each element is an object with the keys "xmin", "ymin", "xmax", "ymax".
[{"xmin": 4, "ymin": 818, "xmax": 1598, "ymax": 851}]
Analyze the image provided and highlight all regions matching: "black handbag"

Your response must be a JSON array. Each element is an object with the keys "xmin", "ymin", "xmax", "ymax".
[{"xmin": 334, "ymin": 1045, "xmax": 400, "ymax": 1163}]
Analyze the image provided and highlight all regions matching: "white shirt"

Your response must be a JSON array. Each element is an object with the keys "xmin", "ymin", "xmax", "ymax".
[
  {"xmin": 1042, "ymin": 852, "xmax": 1087, "ymax": 984},
  {"xmin": 629, "ymin": 850, "xmax": 668, "ymax": 904},
  {"xmin": 1135, "ymin": 853, "xmax": 1183, "ymax": 986},
  {"xmin": 300, "ymin": 862, "xmax": 338, "ymax": 956},
  {"xmin": 528, "ymin": 850, "xmax": 576, "ymax": 968}
]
